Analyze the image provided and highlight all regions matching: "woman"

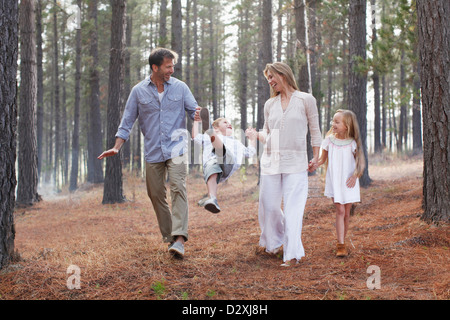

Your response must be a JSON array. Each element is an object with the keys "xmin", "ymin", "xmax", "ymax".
[{"xmin": 256, "ymin": 62, "xmax": 322, "ymax": 266}]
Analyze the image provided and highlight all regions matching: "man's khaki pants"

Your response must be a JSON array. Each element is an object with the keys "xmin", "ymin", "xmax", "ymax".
[{"xmin": 145, "ymin": 155, "xmax": 188, "ymax": 243}]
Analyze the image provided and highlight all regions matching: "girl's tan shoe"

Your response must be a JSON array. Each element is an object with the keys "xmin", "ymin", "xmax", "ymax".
[{"xmin": 336, "ymin": 243, "xmax": 348, "ymax": 257}]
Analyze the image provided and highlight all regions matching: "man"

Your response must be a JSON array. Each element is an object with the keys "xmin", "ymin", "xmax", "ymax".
[{"xmin": 98, "ymin": 48, "xmax": 201, "ymax": 259}]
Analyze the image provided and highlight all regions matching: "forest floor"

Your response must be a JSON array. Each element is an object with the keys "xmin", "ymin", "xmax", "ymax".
[{"xmin": 0, "ymin": 153, "xmax": 448, "ymax": 301}]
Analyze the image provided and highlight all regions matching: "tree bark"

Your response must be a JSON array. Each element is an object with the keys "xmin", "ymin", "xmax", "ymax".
[
  {"xmin": 193, "ymin": 0, "xmax": 200, "ymax": 105},
  {"xmin": 238, "ymin": 1, "xmax": 249, "ymax": 134},
  {"xmin": 398, "ymin": 50, "xmax": 406, "ymax": 152},
  {"xmin": 0, "ymin": 0, "xmax": 18, "ymax": 269},
  {"xmin": 371, "ymin": 0, "xmax": 382, "ymax": 153},
  {"xmin": 17, "ymin": 0, "xmax": 40, "ymax": 206},
  {"xmin": 87, "ymin": 0, "xmax": 104, "ymax": 183},
  {"xmin": 159, "ymin": 0, "xmax": 168, "ymax": 47},
  {"xmin": 294, "ymin": 0, "xmax": 310, "ymax": 93},
  {"xmin": 53, "ymin": 0, "xmax": 61, "ymax": 189},
  {"xmin": 172, "ymin": 0, "xmax": 182, "ymax": 79},
  {"xmin": 417, "ymin": 0, "xmax": 449, "ymax": 223},
  {"xmin": 70, "ymin": 0, "xmax": 82, "ymax": 192},
  {"xmin": 412, "ymin": 61, "xmax": 423, "ymax": 153},
  {"xmin": 257, "ymin": 0, "xmax": 272, "ymax": 131},
  {"xmin": 209, "ymin": 4, "xmax": 218, "ymax": 119},
  {"xmin": 103, "ymin": 0, "xmax": 127, "ymax": 204},
  {"xmin": 36, "ymin": 0, "xmax": 44, "ymax": 179},
  {"xmin": 348, "ymin": 0, "xmax": 371, "ymax": 187}
]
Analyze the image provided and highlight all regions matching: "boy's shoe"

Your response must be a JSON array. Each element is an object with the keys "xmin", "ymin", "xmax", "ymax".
[
  {"xmin": 197, "ymin": 195, "xmax": 209, "ymax": 207},
  {"xmin": 336, "ymin": 243, "xmax": 348, "ymax": 257},
  {"xmin": 199, "ymin": 107, "xmax": 210, "ymax": 133},
  {"xmin": 204, "ymin": 197, "xmax": 221, "ymax": 214},
  {"xmin": 168, "ymin": 241, "xmax": 185, "ymax": 259}
]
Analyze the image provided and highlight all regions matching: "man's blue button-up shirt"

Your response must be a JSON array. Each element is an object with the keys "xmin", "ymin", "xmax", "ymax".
[{"xmin": 115, "ymin": 76, "xmax": 198, "ymax": 163}]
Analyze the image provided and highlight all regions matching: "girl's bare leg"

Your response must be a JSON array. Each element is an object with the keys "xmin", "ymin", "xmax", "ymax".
[
  {"xmin": 344, "ymin": 203, "xmax": 352, "ymax": 239},
  {"xmin": 334, "ymin": 203, "xmax": 346, "ymax": 244}
]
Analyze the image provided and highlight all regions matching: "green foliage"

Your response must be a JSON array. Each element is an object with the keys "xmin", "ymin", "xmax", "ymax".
[{"xmin": 151, "ymin": 278, "xmax": 166, "ymax": 299}]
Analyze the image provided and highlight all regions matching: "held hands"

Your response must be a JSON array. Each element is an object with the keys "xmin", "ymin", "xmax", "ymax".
[
  {"xmin": 308, "ymin": 158, "xmax": 319, "ymax": 172},
  {"xmin": 245, "ymin": 127, "xmax": 258, "ymax": 141},
  {"xmin": 194, "ymin": 106, "xmax": 202, "ymax": 122}
]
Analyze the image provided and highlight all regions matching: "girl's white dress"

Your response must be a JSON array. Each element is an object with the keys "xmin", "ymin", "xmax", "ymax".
[{"xmin": 321, "ymin": 135, "xmax": 360, "ymax": 204}]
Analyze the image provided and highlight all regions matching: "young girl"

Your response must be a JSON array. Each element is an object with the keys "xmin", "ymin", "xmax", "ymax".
[{"xmin": 318, "ymin": 109, "xmax": 365, "ymax": 257}]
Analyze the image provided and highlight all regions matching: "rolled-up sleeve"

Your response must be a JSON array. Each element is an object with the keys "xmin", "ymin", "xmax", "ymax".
[
  {"xmin": 183, "ymin": 83, "xmax": 198, "ymax": 120},
  {"xmin": 258, "ymin": 99, "xmax": 272, "ymax": 144},
  {"xmin": 305, "ymin": 94, "xmax": 322, "ymax": 147},
  {"xmin": 116, "ymin": 87, "xmax": 138, "ymax": 141}
]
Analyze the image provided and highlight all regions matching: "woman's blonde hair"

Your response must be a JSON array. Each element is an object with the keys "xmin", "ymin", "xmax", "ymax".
[
  {"xmin": 325, "ymin": 109, "xmax": 366, "ymax": 178},
  {"xmin": 263, "ymin": 62, "xmax": 299, "ymax": 98}
]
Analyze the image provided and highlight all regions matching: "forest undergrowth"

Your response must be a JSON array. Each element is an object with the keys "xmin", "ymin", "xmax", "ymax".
[{"xmin": 0, "ymin": 154, "xmax": 448, "ymax": 300}]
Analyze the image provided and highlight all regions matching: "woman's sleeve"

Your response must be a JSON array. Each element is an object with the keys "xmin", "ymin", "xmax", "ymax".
[
  {"xmin": 305, "ymin": 94, "xmax": 322, "ymax": 147},
  {"xmin": 258, "ymin": 100, "xmax": 271, "ymax": 144}
]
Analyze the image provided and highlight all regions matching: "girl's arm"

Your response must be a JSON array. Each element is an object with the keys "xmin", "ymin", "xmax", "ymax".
[
  {"xmin": 346, "ymin": 150, "xmax": 358, "ymax": 188},
  {"xmin": 317, "ymin": 149, "xmax": 328, "ymax": 166}
]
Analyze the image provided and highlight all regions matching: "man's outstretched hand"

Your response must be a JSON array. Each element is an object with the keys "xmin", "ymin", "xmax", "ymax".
[{"xmin": 97, "ymin": 148, "xmax": 119, "ymax": 160}]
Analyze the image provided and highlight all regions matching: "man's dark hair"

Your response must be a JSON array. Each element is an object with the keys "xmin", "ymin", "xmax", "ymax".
[{"xmin": 148, "ymin": 48, "xmax": 178, "ymax": 71}]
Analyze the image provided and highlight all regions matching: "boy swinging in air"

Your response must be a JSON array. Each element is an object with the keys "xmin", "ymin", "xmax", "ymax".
[{"xmin": 192, "ymin": 108, "xmax": 257, "ymax": 213}]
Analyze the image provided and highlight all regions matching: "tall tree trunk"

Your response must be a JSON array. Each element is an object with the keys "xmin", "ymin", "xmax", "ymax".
[
  {"xmin": 276, "ymin": 0, "xmax": 283, "ymax": 61},
  {"xmin": 412, "ymin": 60, "xmax": 422, "ymax": 153},
  {"xmin": 70, "ymin": 0, "xmax": 82, "ymax": 192},
  {"xmin": 36, "ymin": 0, "xmax": 44, "ymax": 180},
  {"xmin": 122, "ymin": 14, "xmax": 132, "ymax": 171},
  {"xmin": 53, "ymin": 0, "xmax": 61, "ymax": 190},
  {"xmin": 371, "ymin": 0, "xmax": 382, "ymax": 153},
  {"xmin": 61, "ymin": 20, "xmax": 68, "ymax": 186},
  {"xmin": 294, "ymin": 0, "xmax": 310, "ymax": 92},
  {"xmin": 17, "ymin": 0, "xmax": 40, "ymax": 206},
  {"xmin": 88, "ymin": 0, "xmax": 104, "ymax": 183},
  {"xmin": 381, "ymin": 75, "xmax": 387, "ymax": 148},
  {"xmin": 185, "ymin": 0, "xmax": 191, "ymax": 87},
  {"xmin": 308, "ymin": 0, "xmax": 321, "ymax": 128},
  {"xmin": 238, "ymin": 1, "xmax": 249, "ymax": 134},
  {"xmin": 0, "ymin": 0, "xmax": 18, "ymax": 269},
  {"xmin": 172, "ymin": 0, "xmax": 182, "ymax": 79},
  {"xmin": 103, "ymin": 0, "xmax": 127, "ymax": 204},
  {"xmin": 417, "ymin": 0, "xmax": 449, "ymax": 223},
  {"xmin": 348, "ymin": 0, "xmax": 371, "ymax": 186},
  {"xmin": 159, "ymin": 0, "xmax": 168, "ymax": 47},
  {"xmin": 209, "ymin": 3, "xmax": 218, "ymax": 119},
  {"xmin": 193, "ymin": 0, "xmax": 200, "ymax": 105},
  {"xmin": 185, "ymin": 0, "xmax": 195, "ymax": 169},
  {"xmin": 398, "ymin": 50, "xmax": 406, "ymax": 152},
  {"xmin": 257, "ymin": 0, "xmax": 272, "ymax": 131}
]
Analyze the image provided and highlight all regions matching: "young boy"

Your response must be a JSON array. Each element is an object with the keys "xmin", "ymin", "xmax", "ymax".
[{"xmin": 192, "ymin": 108, "xmax": 257, "ymax": 213}]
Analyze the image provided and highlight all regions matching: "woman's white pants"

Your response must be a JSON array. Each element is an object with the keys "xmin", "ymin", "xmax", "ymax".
[{"xmin": 258, "ymin": 171, "xmax": 308, "ymax": 262}]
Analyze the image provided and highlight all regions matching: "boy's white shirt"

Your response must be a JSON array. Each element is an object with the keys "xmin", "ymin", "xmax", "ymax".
[{"xmin": 193, "ymin": 133, "xmax": 257, "ymax": 181}]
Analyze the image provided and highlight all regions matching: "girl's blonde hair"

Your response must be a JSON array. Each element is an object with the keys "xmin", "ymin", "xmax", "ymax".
[
  {"xmin": 263, "ymin": 62, "xmax": 299, "ymax": 98},
  {"xmin": 325, "ymin": 109, "xmax": 366, "ymax": 178}
]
